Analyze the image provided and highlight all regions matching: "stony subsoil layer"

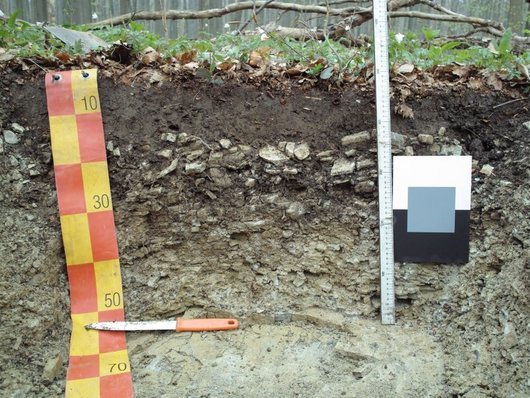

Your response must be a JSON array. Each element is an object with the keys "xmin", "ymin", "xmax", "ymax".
[{"xmin": 0, "ymin": 68, "xmax": 529, "ymax": 397}]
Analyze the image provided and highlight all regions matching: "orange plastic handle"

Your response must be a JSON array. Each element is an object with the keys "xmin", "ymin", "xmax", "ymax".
[{"xmin": 176, "ymin": 318, "xmax": 239, "ymax": 332}]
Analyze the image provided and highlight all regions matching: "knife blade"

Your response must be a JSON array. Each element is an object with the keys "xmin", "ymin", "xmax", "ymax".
[{"xmin": 85, "ymin": 318, "xmax": 239, "ymax": 332}]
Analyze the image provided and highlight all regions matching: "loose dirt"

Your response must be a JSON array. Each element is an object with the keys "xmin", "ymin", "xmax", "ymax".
[{"xmin": 0, "ymin": 64, "xmax": 529, "ymax": 397}]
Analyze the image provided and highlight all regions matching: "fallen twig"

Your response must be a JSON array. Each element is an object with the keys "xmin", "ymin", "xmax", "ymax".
[{"xmin": 492, "ymin": 97, "xmax": 528, "ymax": 110}]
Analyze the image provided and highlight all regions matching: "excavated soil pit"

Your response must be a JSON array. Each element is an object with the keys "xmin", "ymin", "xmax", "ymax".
[{"xmin": 0, "ymin": 66, "xmax": 529, "ymax": 397}]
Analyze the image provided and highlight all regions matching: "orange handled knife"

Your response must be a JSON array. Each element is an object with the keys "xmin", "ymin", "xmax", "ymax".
[{"xmin": 85, "ymin": 318, "xmax": 239, "ymax": 332}]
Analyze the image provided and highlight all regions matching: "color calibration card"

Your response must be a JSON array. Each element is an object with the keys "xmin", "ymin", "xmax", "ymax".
[
  {"xmin": 45, "ymin": 70, "xmax": 134, "ymax": 397},
  {"xmin": 393, "ymin": 156, "xmax": 472, "ymax": 264}
]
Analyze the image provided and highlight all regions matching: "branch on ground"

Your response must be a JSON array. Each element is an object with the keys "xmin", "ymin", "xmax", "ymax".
[{"xmin": 90, "ymin": 0, "xmax": 529, "ymax": 44}]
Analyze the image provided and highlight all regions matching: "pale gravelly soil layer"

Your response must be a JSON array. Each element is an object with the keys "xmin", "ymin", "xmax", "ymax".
[{"xmin": 0, "ymin": 66, "xmax": 529, "ymax": 397}]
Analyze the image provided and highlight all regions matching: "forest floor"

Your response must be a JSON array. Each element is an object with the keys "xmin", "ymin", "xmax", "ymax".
[{"xmin": 0, "ymin": 58, "xmax": 529, "ymax": 397}]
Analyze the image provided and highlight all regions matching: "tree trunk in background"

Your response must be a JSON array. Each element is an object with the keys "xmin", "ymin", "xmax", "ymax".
[
  {"xmin": 72, "ymin": 0, "xmax": 92, "ymax": 24},
  {"xmin": 15, "ymin": 0, "xmax": 29, "ymax": 18},
  {"xmin": 507, "ymin": 0, "xmax": 528, "ymax": 34},
  {"xmin": 33, "ymin": 0, "xmax": 48, "ymax": 22},
  {"xmin": 120, "ymin": 0, "xmax": 131, "ymax": 14},
  {"xmin": 53, "ymin": 0, "xmax": 64, "ymax": 23}
]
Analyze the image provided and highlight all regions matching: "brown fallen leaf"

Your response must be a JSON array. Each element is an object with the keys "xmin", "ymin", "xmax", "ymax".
[
  {"xmin": 175, "ymin": 50, "xmax": 197, "ymax": 64},
  {"xmin": 249, "ymin": 51, "xmax": 264, "ymax": 67},
  {"xmin": 485, "ymin": 72, "xmax": 503, "ymax": 90},
  {"xmin": 395, "ymin": 103, "xmax": 414, "ymax": 119},
  {"xmin": 467, "ymin": 77, "xmax": 484, "ymax": 90},
  {"xmin": 139, "ymin": 46, "xmax": 160, "ymax": 65}
]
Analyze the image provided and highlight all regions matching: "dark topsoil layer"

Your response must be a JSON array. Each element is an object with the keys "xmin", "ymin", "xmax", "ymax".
[{"xmin": 0, "ymin": 64, "xmax": 529, "ymax": 397}]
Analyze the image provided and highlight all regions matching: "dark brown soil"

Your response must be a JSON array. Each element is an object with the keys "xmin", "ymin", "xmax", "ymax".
[{"xmin": 0, "ymin": 65, "xmax": 529, "ymax": 397}]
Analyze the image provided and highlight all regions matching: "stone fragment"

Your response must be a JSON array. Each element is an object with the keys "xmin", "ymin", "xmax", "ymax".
[
  {"xmin": 209, "ymin": 167, "xmax": 232, "ymax": 187},
  {"xmin": 391, "ymin": 132, "xmax": 406, "ymax": 148},
  {"xmin": 185, "ymin": 161, "xmax": 206, "ymax": 174},
  {"xmin": 293, "ymin": 143, "xmax": 310, "ymax": 160},
  {"xmin": 219, "ymin": 138, "xmax": 232, "ymax": 149},
  {"xmin": 438, "ymin": 127, "xmax": 446, "ymax": 136},
  {"xmin": 177, "ymin": 133, "xmax": 191, "ymax": 145},
  {"xmin": 284, "ymin": 142, "xmax": 296, "ymax": 158},
  {"xmin": 238, "ymin": 145, "xmax": 253, "ymax": 155},
  {"xmin": 523, "ymin": 121, "xmax": 530, "ymax": 132},
  {"xmin": 42, "ymin": 353, "xmax": 63, "ymax": 382},
  {"xmin": 222, "ymin": 151, "xmax": 247, "ymax": 169},
  {"xmin": 259, "ymin": 145, "xmax": 289, "ymax": 166},
  {"xmin": 418, "ymin": 134, "xmax": 434, "ymax": 145},
  {"xmin": 158, "ymin": 158, "xmax": 179, "ymax": 178},
  {"xmin": 317, "ymin": 150, "xmax": 334, "ymax": 159},
  {"xmin": 3, "ymin": 130, "xmax": 19, "ymax": 144},
  {"xmin": 158, "ymin": 149, "xmax": 173, "ymax": 159},
  {"xmin": 293, "ymin": 272, "xmax": 306, "ymax": 287},
  {"xmin": 440, "ymin": 144, "xmax": 462, "ymax": 156},
  {"xmin": 282, "ymin": 167, "xmax": 298, "ymax": 175},
  {"xmin": 480, "ymin": 164, "xmax": 494, "ymax": 176},
  {"xmin": 331, "ymin": 158, "xmax": 355, "ymax": 176},
  {"xmin": 112, "ymin": 148, "xmax": 121, "ymax": 157},
  {"xmin": 11, "ymin": 123, "xmax": 25, "ymax": 133},
  {"xmin": 0, "ymin": 137, "xmax": 3, "ymax": 153},
  {"xmin": 404, "ymin": 146, "xmax": 414, "ymax": 156},
  {"xmin": 187, "ymin": 149, "xmax": 204, "ymax": 161},
  {"xmin": 319, "ymin": 281, "xmax": 333, "ymax": 293},
  {"xmin": 286, "ymin": 201, "xmax": 306, "ymax": 220},
  {"xmin": 161, "ymin": 132, "xmax": 176, "ymax": 142},
  {"xmin": 355, "ymin": 180, "xmax": 375, "ymax": 193},
  {"xmin": 341, "ymin": 131, "xmax": 371, "ymax": 147},
  {"xmin": 317, "ymin": 150, "xmax": 334, "ymax": 162},
  {"xmin": 209, "ymin": 151, "xmax": 223, "ymax": 166},
  {"xmin": 356, "ymin": 159, "xmax": 375, "ymax": 170},
  {"xmin": 345, "ymin": 149, "xmax": 356, "ymax": 157},
  {"xmin": 430, "ymin": 144, "xmax": 441, "ymax": 154},
  {"xmin": 245, "ymin": 178, "xmax": 256, "ymax": 188},
  {"xmin": 106, "ymin": 141, "xmax": 114, "ymax": 151}
]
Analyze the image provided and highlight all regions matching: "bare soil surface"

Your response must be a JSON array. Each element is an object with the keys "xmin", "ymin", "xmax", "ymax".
[{"xmin": 0, "ymin": 64, "xmax": 529, "ymax": 397}]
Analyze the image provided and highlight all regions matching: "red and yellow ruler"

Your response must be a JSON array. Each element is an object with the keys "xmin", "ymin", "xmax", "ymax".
[{"xmin": 45, "ymin": 69, "xmax": 134, "ymax": 397}]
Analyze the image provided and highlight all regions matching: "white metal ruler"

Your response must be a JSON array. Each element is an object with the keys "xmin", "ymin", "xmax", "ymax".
[{"xmin": 373, "ymin": 0, "xmax": 395, "ymax": 324}]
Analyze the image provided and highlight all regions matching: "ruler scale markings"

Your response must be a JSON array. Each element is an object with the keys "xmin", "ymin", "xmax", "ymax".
[
  {"xmin": 46, "ymin": 70, "xmax": 134, "ymax": 397},
  {"xmin": 373, "ymin": 0, "xmax": 396, "ymax": 325}
]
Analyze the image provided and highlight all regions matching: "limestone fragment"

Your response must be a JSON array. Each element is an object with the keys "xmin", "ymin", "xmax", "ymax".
[
  {"xmin": 355, "ymin": 180, "xmax": 375, "ymax": 194},
  {"xmin": 42, "ymin": 353, "xmax": 63, "ymax": 382},
  {"xmin": 11, "ymin": 123, "xmax": 25, "ymax": 133},
  {"xmin": 440, "ymin": 144, "xmax": 462, "ymax": 156},
  {"xmin": 3, "ymin": 130, "xmax": 19, "ymax": 144},
  {"xmin": 293, "ymin": 143, "xmax": 310, "ymax": 160},
  {"xmin": 259, "ymin": 145, "xmax": 289, "ymax": 166},
  {"xmin": 284, "ymin": 142, "xmax": 296, "ymax": 158},
  {"xmin": 286, "ymin": 201, "xmax": 306, "ymax": 220},
  {"xmin": 219, "ymin": 138, "xmax": 232, "ymax": 149},
  {"xmin": 161, "ymin": 132, "xmax": 176, "ymax": 142},
  {"xmin": 210, "ymin": 167, "xmax": 232, "ymax": 187},
  {"xmin": 331, "ymin": 158, "xmax": 355, "ymax": 176},
  {"xmin": 185, "ymin": 161, "xmax": 206, "ymax": 174},
  {"xmin": 523, "ymin": 121, "xmax": 530, "ymax": 132},
  {"xmin": 158, "ymin": 149, "xmax": 173, "ymax": 159},
  {"xmin": 158, "ymin": 158, "xmax": 179, "ymax": 178},
  {"xmin": 418, "ymin": 134, "xmax": 434, "ymax": 145},
  {"xmin": 480, "ymin": 164, "xmax": 494, "ymax": 176},
  {"xmin": 356, "ymin": 159, "xmax": 375, "ymax": 170},
  {"xmin": 341, "ymin": 131, "xmax": 371, "ymax": 147},
  {"xmin": 391, "ymin": 132, "xmax": 406, "ymax": 148},
  {"xmin": 187, "ymin": 149, "xmax": 205, "ymax": 161}
]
